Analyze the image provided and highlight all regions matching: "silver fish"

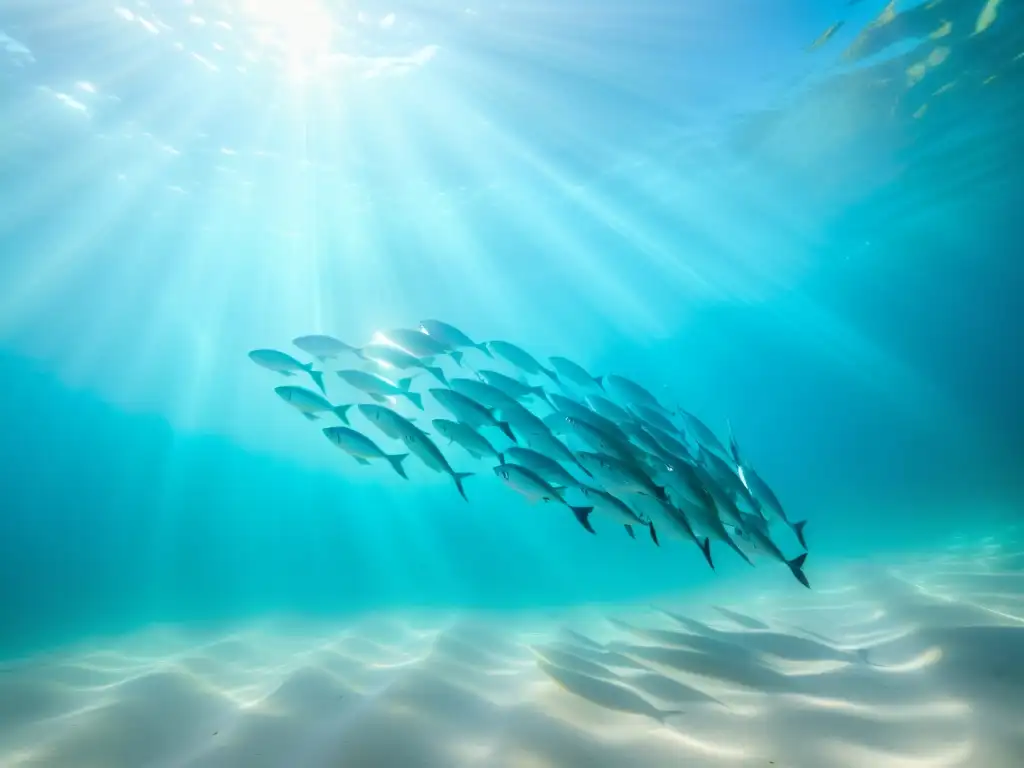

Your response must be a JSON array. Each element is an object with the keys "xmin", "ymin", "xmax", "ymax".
[
  {"xmin": 292, "ymin": 335, "xmax": 360, "ymax": 362},
  {"xmin": 630, "ymin": 404, "xmax": 678, "ymax": 435},
  {"xmin": 586, "ymin": 394, "xmax": 634, "ymax": 424},
  {"xmin": 477, "ymin": 369, "xmax": 551, "ymax": 406},
  {"xmin": 249, "ymin": 349, "xmax": 326, "ymax": 394},
  {"xmin": 385, "ymin": 328, "xmax": 464, "ymax": 366},
  {"xmin": 549, "ymin": 356, "xmax": 603, "ymax": 390},
  {"xmin": 336, "ymin": 369, "xmax": 423, "ymax": 410},
  {"xmin": 275, "ymin": 385, "xmax": 351, "ymax": 423},
  {"xmin": 505, "ymin": 446, "xmax": 587, "ymax": 489},
  {"xmin": 564, "ymin": 417, "xmax": 638, "ymax": 464},
  {"xmin": 322, "ymin": 426, "xmax": 409, "ymax": 478},
  {"xmin": 356, "ymin": 344, "xmax": 448, "ymax": 386},
  {"xmin": 429, "ymin": 388, "xmax": 517, "ymax": 442},
  {"xmin": 449, "ymin": 377, "xmax": 520, "ymax": 413},
  {"xmin": 492, "ymin": 464, "xmax": 595, "ymax": 533},
  {"xmin": 419, "ymin": 319, "xmax": 492, "ymax": 357},
  {"xmin": 575, "ymin": 451, "xmax": 666, "ymax": 501},
  {"xmin": 679, "ymin": 408, "xmax": 729, "ymax": 458},
  {"xmin": 549, "ymin": 393, "xmax": 631, "ymax": 445},
  {"xmin": 359, "ymin": 404, "xmax": 473, "ymax": 500},
  {"xmin": 432, "ymin": 418, "xmax": 504, "ymax": 463},
  {"xmin": 487, "ymin": 340, "xmax": 558, "ymax": 382},
  {"xmin": 603, "ymin": 375, "xmax": 664, "ymax": 410},
  {"xmin": 579, "ymin": 486, "xmax": 658, "ymax": 544}
]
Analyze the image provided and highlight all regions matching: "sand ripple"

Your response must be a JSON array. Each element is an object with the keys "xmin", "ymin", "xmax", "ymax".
[{"xmin": 1, "ymin": 538, "xmax": 1023, "ymax": 767}]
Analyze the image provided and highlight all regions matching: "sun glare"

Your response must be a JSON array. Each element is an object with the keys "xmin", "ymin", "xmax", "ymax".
[{"xmin": 240, "ymin": 0, "xmax": 335, "ymax": 79}]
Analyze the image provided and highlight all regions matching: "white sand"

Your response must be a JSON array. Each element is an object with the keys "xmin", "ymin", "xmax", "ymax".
[{"xmin": 2, "ymin": 538, "xmax": 1022, "ymax": 768}]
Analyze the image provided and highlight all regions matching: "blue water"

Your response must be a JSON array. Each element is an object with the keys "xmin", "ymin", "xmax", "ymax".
[{"xmin": 1, "ymin": 0, "xmax": 1022, "ymax": 665}]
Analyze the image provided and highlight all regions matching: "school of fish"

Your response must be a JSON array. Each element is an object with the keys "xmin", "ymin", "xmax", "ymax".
[{"xmin": 248, "ymin": 320, "xmax": 811, "ymax": 588}]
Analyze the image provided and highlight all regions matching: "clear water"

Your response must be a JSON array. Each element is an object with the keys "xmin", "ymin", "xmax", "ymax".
[{"xmin": 1, "ymin": 1, "xmax": 1022, "ymax": 765}]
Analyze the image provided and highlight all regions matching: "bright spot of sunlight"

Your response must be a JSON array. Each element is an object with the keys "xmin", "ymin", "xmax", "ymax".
[{"xmin": 240, "ymin": 0, "xmax": 335, "ymax": 80}]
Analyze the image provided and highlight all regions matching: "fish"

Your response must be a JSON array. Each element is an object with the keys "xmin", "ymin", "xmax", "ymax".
[
  {"xmin": 275, "ymin": 385, "xmax": 352, "ymax": 423},
  {"xmin": 498, "ymin": 403, "xmax": 593, "ymax": 477},
  {"xmin": 432, "ymin": 418, "xmax": 504, "ymax": 463},
  {"xmin": 619, "ymin": 422, "xmax": 675, "ymax": 466},
  {"xmin": 476, "ymin": 369, "xmax": 551, "ymax": 406},
  {"xmin": 643, "ymin": 499, "xmax": 714, "ymax": 570},
  {"xmin": 586, "ymin": 394, "xmax": 634, "ymax": 424},
  {"xmin": 249, "ymin": 349, "xmax": 326, "ymax": 394},
  {"xmin": 358, "ymin": 404, "xmax": 473, "ymax": 500},
  {"xmin": 678, "ymin": 409, "xmax": 729, "ymax": 458},
  {"xmin": 504, "ymin": 446, "xmax": 587, "ymax": 489},
  {"xmin": 428, "ymin": 388, "xmax": 517, "ymax": 442},
  {"xmin": 385, "ymin": 328, "xmax": 464, "ymax": 366},
  {"xmin": 448, "ymin": 377, "xmax": 521, "ymax": 413},
  {"xmin": 419, "ymin": 319, "xmax": 492, "ymax": 357},
  {"xmin": 602, "ymin": 375, "xmax": 664, "ymax": 410},
  {"xmin": 549, "ymin": 356, "xmax": 603, "ymax": 390},
  {"xmin": 492, "ymin": 463, "xmax": 595, "ymax": 533},
  {"xmin": 643, "ymin": 423, "xmax": 693, "ymax": 462},
  {"xmin": 356, "ymin": 344, "xmax": 448, "ymax": 386},
  {"xmin": 579, "ymin": 485, "xmax": 659, "ymax": 544},
  {"xmin": 487, "ymin": 340, "xmax": 558, "ymax": 382},
  {"xmin": 726, "ymin": 423, "xmax": 807, "ymax": 549},
  {"xmin": 630, "ymin": 404, "xmax": 679, "ymax": 436},
  {"xmin": 576, "ymin": 452, "xmax": 667, "ymax": 502},
  {"xmin": 292, "ymin": 335, "xmax": 360, "ymax": 362},
  {"xmin": 740, "ymin": 522, "xmax": 810, "ymax": 589},
  {"xmin": 549, "ymin": 393, "xmax": 632, "ymax": 445},
  {"xmin": 336, "ymin": 369, "xmax": 423, "ymax": 410},
  {"xmin": 672, "ymin": 491, "xmax": 753, "ymax": 567},
  {"xmin": 322, "ymin": 426, "xmax": 409, "ymax": 478},
  {"xmin": 564, "ymin": 417, "xmax": 639, "ymax": 464},
  {"xmin": 700, "ymin": 447, "xmax": 759, "ymax": 511}
]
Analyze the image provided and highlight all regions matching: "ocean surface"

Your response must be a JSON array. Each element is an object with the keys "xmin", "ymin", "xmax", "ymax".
[{"xmin": 1, "ymin": 1, "xmax": 1023, "ymax": 766}]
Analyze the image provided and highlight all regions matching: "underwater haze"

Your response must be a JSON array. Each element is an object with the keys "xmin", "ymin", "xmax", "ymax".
[{"xmin": 1, "ymin": 1, "xmax": 1023, "ymax": 766}]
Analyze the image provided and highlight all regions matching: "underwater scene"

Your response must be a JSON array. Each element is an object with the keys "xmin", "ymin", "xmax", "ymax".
[{"xmin": 1, "ymin": 0, "xmax": 1023, "ymax": 765}]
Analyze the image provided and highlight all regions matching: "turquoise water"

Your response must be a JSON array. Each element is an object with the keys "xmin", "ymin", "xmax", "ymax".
[{"xmin": 1, "ymin": 0, "xmax": 1022, "ymax": 668}]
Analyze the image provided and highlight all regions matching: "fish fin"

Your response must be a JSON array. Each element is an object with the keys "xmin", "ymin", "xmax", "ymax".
[
  {"xmin": 700, "ymin": 538, "xmax": 715, "ymax": 571},
  {"xmin": 498, "ymin": 421, "xmax": 517, "ymax": 443},
  {"xmin": 354, "ymin": 457, "xmax": 371, "ymax": 465},
  {"xmin": 657, "ymin": 709, "xmax": 684, "ymax": 724},
  {"xmin": 497, "ymin": 452, "xmax": 505, "ymax": 465},
  {"xmin": 476, "ymin": 342, "xmax": 493, "ymax": 358},
  {"xmin": 653, "ymin": 484, "xmax": 668, "ymax": 502},
  {"xmin": 352, "ymin": 347, "xmax": 367, "ymax": 361},
  {"xmin": 570, "ymin": 506, "xmax": 595, "ymax": 534},
  {"xmin": 426, "ymin": 366, "xmax": 448, "ymax": 386},
  {"xmin": 624, "ymin": 524, "xmax": 635, "ymax": 539},
  {"xmin": 332, "ymin": 405, "xmax": 352, "ymax": 425},
  {"xmin": 534, "ymin": 387, "xmax": 553, "ymax": 407},
  {"xmin": 792, "ymin": 520, "xmax": 808, "ymax": 550},
  {"xmin": 398, "ymin": 377, "xmax": 413, "ymax": 392},
  {"xmin": 369, "ymin": 392, "xmax": 386, "ymax": 403},
  {"xmin": 302, "ymin": 412, "xmax": 319, "ymax": 421},
  {"xmin": 542, "ymin": 367, "xmax": 559, "ymax": 383},
  {"xmin": 450, "ymin": 350, "xmax": 464, "ymax": 368},
  {"xmin": 306, "ymin": 367, "xmax": 326, "ymax": 395},
  {"xmin": 280, "ymin": 370, "xmax": 295, "ymax": 377},
  {"xmin": 453, "ymin": 471, "xmax": 473, "ymax": 501},
  {"xmin": 649, "ymin": 522, "xmax": 660, "ymax": 546},
  {"xmin": 405, "ymin": 391, "xmax": 424, "ymax": 410},
  {"xmin": 550, "ymin": 485, "xmax": 566, "ymax": 502},
  {"xmin": 593, "ymin": 375, "xmax": 605, "ymax": 390},
  {"xmin": 787, "ymin": 552, "xmax": 811, "ymax": 589},
  {"xmin": 386, "ymin": 453, "xmax": 409, "ymax": 479}
]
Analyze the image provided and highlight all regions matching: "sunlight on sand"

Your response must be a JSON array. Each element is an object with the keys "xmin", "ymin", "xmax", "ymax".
[{"xmin": 1, "ymin": 539, "xmax": 1023, "ymax": 767}]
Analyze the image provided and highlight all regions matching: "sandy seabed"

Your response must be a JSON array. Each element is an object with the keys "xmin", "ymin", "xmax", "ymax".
[{"xmin": 2, "ymin": 539, "xmax": 1022, "ymax": 768}]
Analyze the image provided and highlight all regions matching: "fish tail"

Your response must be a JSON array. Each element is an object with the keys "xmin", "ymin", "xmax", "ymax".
[
  {"xmin": 699, "ymin": 537, "xmax": 715, "ymax": 571},
  {"xmin": 306, "ymin": 367, "xmax": 326, "ymax": 395},
  {"xmin": 534, "ymin": 387, "xmax": 553, "ymax": 407},
  {"xmin": 624, "ymin": 524, "xmax": 635, "ymax": 539},
  {"xmin": 405, "ymin": 391, "xmax": 424, "ymax": 410},
  {"xmin": 498, "ymin": 421, "xmax": 517, "ymax": 443},
  {"xmin": 593, "ymin": 375, "xmax": 605, "ymax": 390},
  {"xmin": 476, "ymin": 342, "xmax": 493, "ymax": 358},
  {"xmin": 332, "ymin": 404, "xmax": 352, "ymax": 425},
  {"xmin": 398, "ymin": 377, "xmax": 414, "ymax": 391},
  {"xmin": 450, "ymin": 350, "xmax": 465, "ymax": 368},
  {"xmin": 542, "ymin": 366, "xmax": 559, "ymax": 383},
  {"xmin": 453, "ymin": 471, "xmax": 473, "ymax": 501},
  {"xmin": 386, "ymin": 453, "xmax": 409, "ymax": 479},
  {"xmin": 426, "ymin": 366, "xmax": 449, "ymax": 386},
  {"xmin": 649, "ymin": 521, "xmax": 660, "ymax": 546},
  {"xmin": 570, "ymin": 506, "xmax": 595, "ymax": 534},
  {"xmin": 787, "ymin": 552, "xmax": 811, "ymax": 589},
  {"xmin": 791, "ymin": 520, "xmax": 808, "ymax": 550}
]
